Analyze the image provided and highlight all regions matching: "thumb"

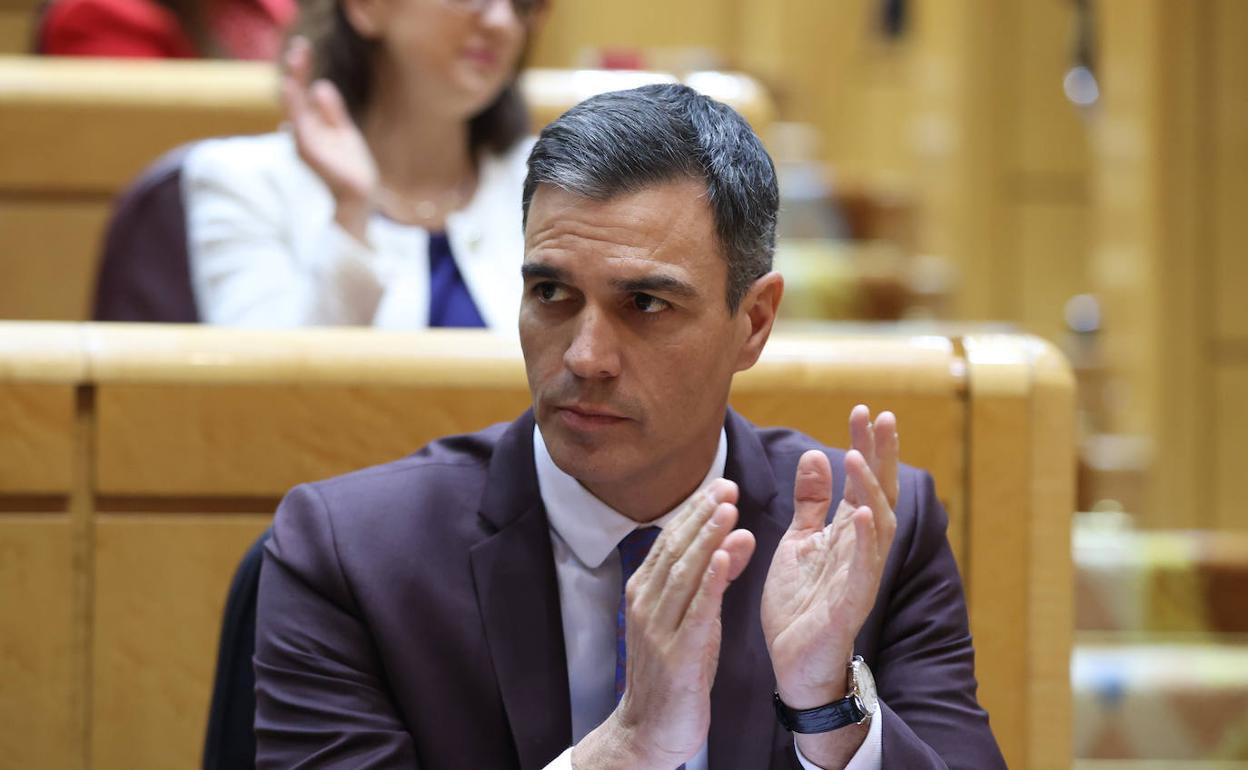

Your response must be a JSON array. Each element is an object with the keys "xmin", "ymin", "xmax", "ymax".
[{"xmin": 791, "ymin": 450, "xmax": 833, "ymax": 532}]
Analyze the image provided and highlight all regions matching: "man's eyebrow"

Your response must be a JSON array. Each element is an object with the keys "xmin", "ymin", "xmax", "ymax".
[
  {"xmin": 610, "ymin": 275, "xmax": 699, "ymax": 298},
  {"xmin": 520, "ymin": 263, "xmax": 568, "ymax": 281}
]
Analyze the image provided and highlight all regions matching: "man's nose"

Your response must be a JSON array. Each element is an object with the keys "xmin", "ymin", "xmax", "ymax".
[{"xmin": 563, "ymin": 307, "xmax": 621, "ymax": 380}]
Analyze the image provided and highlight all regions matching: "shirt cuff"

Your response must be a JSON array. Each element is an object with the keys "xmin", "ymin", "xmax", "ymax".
[
  {"xmin": 793, "ymin": 700, "xmax": 884, "ymax": 770},
  {"xmin": 543, "ymin": 746, "xmax": 574, "ymax": 770}
]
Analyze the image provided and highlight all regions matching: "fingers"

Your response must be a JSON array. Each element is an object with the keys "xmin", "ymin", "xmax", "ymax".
[
  {"xmin": 682, "ymin": 529, "xmax": 755, "ymax": 630},
  {"xmin": 848, "ymin": 404, "xmax": 876, "ymax": 467},
  {"xmin": 281, "ymin": 37, "xmax": 314, "ymax": 133},
  {"xmin": 845, "ymin": 506, "xmax": 881, "ymax": 599},
  {"xmin": 847, "ymin": 405, "xmax": 873, "ymax": 504},
  {"xmin": 872, "ymin": 411, "xmax": 900, "ymax": 509},
  {"xmin": 638, "ymin": 479, "xmax": 736, "ymax": 588},
  {"xmin": 848, "ymin": 405, "xmax": 901, "ymax": 509},
  {"xmin": 791, "ymin": 450, "xmax": 833, "ymax": 532},
  {"xmin": 652, "ymin": 501, "xmax": 740, "ymax": 630},
  {"xmin": 682, "ymin": 548, "xmax": 732, "ymax": 632},
  {"xmin": 310, "ymin": 79, "xmax": 351, "ymax": 129},
  {"xmin": 720, "ymin": 528, "xmax": 757, "ymax": 582},
  {"xmin": 282, "ymin": 36, "xmax": 350, "ymax": 134},
  {"xmin": 844, "ymin": 450, "xmax": 897, "ymax": 559}
]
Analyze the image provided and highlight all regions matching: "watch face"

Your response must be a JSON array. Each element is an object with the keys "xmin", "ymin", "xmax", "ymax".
[{"xmin": 851, "ymin": 657, "xmax": 879, "ymax": 716}]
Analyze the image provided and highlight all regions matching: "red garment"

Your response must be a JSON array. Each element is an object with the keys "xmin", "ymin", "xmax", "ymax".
[{"xmin": 39, "ymin": 0, "xmax": 295, "ymax": 60}]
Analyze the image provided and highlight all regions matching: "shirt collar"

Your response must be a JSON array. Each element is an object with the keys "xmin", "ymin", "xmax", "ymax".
[{"xmin": 534, "ymin": 424, "xmax": 729, "ymax": 570}]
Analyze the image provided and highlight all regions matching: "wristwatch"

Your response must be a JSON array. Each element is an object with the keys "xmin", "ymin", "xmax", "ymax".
[{"xmin": 773, "ymin": 656, "xmax": 879, "ymax": 734}]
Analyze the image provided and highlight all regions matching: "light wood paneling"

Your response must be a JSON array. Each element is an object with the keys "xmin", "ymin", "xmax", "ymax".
[
  {"xmin": 0, "ymin": 517, "xmax": 80, "ymax": 769},
  {"xmin": 0, "ymin": 322, "xmax": 83, "ymax": 494},
  {"xmin": 965, "ymin": 335, "xmax": 1075, "ymax": 770},
  {"xmin": 0, "ymin": 384, "xmax": 76, "ymax": 494},
  {"xmin": 0, "ymin": 12, "xmax": 30, "ymax": 54},
  {"xmin": 1214, "ymin": 366, "xmax": 1248, "ymax": 532},
  {"xmin": 1088, "ymin": 0, "xmax": 1248, "ymax": 530},
  {"xmin": 530, "ymin": 0, "xmax": 734, "ymax": 70},
  {"xmin": 1025, "ymin": 341, "xmax": 1076, "ymax": 770},
  {"xmin": 1017, "ymin": 0, "xmax": 1091, "ymax": 178},
  {"xmin": 95, "ymin": 384, "xmax": 534, "ymax": 496},
  {"xmin": 966, "ymin": 337, "xmax": 1032, "ymax": 768},
  {"xmin": 910, "ymin": 0, "xmax": 1092, "ymax": 338},
  {"xmin": 91, "ymin": 514, "xmax": 272, "ymax": 770},
  {"xmin": 1212, "ymin": 0, "xmax": 1248, "ymax": 342},
  {"xmin": 0, "ymin": 59, "xmax": 281, "ymax": 194},
  {"xmin": 0, "ymin": 201, "xmax": 109, "ymax": 321},
  {"xmin": 1018, "ymin": 202, "xmax": 1092, "ymax": 343}
]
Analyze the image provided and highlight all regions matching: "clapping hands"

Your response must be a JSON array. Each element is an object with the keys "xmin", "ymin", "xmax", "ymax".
[
  {"xmin": 281, "ymin": 36, "xmax": 379, "ymax": 241},
  {"xmin": 761, "ymin": 405, "xmax": 899, "ymax": 709}
]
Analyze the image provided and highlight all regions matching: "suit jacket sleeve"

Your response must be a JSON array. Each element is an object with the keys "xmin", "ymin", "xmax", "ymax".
[
  {"xmin": 874, "ymin": 471, "xmax": 1007, "ymax": 769},
  {"xmin": 254, "ymin": 483, "xmax": 420, "ymax": 768}
]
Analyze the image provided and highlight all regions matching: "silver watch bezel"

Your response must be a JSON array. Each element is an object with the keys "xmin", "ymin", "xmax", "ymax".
[{"xmin": 848, "ymin": 655, "xmax": 879, "ymax": 725}]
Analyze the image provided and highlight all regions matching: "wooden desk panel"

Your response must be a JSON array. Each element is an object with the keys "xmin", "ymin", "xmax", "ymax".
[
  {"xmin": 0, "ymin": 201, "xmax": 109, "ymax": 322},
  {"xmin": 965, "ymin": 335, "xmax": 1074, "ymax": 770},
  {"xmin": 0, "ymin": 383, "xmax": 76, "ymax": 494},
  {"xmin": 0, "ymin": 322, "xmax": 84, "ymax": 494},
  {"xmin": 95, "ymin": 384, "xmax": 535, "ymax": 497},
  {"xmin": 90, "ymin": 514, "xmax": 273, "ymax": 770},
  {"xmin": 0, "ymin": 516, "xmax": 81, "ymax": 770},
  {"xmin": 0, "ymin": 59, "xmax": 280, "ymax": 194},
  {"xmin": 1215, "ymin": 366, "xmax": 1248, "ymax": 532}
]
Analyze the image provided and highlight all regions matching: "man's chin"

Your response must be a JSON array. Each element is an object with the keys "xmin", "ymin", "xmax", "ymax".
[{"xmin": 542, "ymin": 430, "xmax": 632, "ymax": 485}]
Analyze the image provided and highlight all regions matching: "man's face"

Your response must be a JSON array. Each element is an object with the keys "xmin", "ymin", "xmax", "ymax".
[{"xmin": 519, "ymin": 179, "xmax": 764, "ymax": 503}]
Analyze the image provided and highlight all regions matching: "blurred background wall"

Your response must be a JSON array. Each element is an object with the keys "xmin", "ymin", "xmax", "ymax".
[{"xmin": 524, "ymin": 0, "xmax": 1247, "ymax": 536}]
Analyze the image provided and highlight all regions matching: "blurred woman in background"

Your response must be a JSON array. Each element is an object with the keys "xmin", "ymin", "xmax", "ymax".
[
  {"xmin": 182, "ymin": 0, "xmax": 544, "ymax": 328},
  {"xmin": 37, "ymin": 0, "xmax": 295, "ymax": 59}
]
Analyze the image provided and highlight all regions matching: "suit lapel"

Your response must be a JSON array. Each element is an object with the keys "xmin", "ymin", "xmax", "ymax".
[
  {"xmin": 709, "ymin": 410, "xmax": 790, "ymax": 769},
  {"xmin": 469, "ymin": 412, "xmax": 573, "ymax": 769}
]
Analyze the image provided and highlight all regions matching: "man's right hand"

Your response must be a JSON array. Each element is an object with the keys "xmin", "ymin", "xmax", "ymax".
[{"xmin": 572, "ymin": 479, "xmax": 756, "ymax": 769}]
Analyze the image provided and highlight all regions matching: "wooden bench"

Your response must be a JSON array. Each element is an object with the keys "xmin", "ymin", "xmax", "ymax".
[
  {"xmin": 0, "ymin": 57, "xmax": 773, "ymax": 322},
  {"xmin": 0, "ymin": 322, "xmax": 1073, "ymax": 769}
]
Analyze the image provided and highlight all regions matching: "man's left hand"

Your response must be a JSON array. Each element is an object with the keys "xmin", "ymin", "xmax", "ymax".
[{"xmin": 760, "ymin": 405, "xmax": 899, "ymax": 764}]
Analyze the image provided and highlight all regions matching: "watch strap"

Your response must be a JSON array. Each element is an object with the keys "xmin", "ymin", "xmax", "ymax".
[{"xmin": 772, "ymin": 691, "xmax": 866, "ymax": 734}]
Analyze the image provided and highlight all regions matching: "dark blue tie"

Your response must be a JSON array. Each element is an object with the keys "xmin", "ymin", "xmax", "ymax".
[
  {"xmin": 615, "ymin": 527, "xmax": 661, "ymax": 700},
  {"xmin": 614, "ymin": 528, "xmax": 687, "ymax": 769},
  {"xmin": 427, "ymin": 232, "xmax": 486, "ymax": 328}
]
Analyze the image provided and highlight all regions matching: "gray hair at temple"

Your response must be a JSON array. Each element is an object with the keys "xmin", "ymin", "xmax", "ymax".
[{"xmin": 521, "ymin": 83, "xmax": 779, "ymax": 313}]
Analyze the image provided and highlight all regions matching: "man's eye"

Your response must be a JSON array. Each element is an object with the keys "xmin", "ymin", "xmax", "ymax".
[
  {"xmin": 535, "ymin": 282, "xmax": 568, "ymax": 303},
  {"xmin": 632, "ymin": 293, "xmax": 671, "ymax": 314}
]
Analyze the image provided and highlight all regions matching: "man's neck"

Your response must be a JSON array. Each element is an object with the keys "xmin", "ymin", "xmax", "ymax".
[{"xmin": 581, "ymin": 430, "xmax": 725, "ymax": 523}]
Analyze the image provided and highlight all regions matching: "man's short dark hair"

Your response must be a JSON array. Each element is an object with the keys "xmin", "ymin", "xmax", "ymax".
[{"xmin": 523, "ymin": 83, "xmax": 779, "ymax": 313}]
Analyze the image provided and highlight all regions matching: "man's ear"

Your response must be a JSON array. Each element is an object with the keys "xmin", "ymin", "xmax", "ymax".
[
  {"xmin": 733, "ymin": 271, "xmax": 784, "ymax": 374},
  {"xmin": 341, "ymin": 0, "xmax": 388, "ymax": 39}
]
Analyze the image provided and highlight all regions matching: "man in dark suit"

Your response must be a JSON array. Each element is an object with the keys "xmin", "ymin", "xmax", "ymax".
[{"xmin": 255, "ymin": 84, "xmax": 1007, "ymax": 769}]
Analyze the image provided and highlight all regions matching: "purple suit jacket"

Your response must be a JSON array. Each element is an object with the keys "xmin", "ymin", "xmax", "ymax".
[{"xmin": 255, "ymin": 409, "xmax": 1006, "ymax": 769}]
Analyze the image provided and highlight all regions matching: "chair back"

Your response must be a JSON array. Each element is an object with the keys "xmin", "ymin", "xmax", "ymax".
[{"xmin": 92, "ymin": 144, "xmax": 200, "ymax": 322}]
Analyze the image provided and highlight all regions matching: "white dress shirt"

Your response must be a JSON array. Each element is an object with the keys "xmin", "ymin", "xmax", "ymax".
[
  {"xmin": 183, "ymin": 131, "xmax": 532, "ymax": 330},
  {"xmin": 533, "ymin": 426, "xmax": 882, "ymax": 769}
]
